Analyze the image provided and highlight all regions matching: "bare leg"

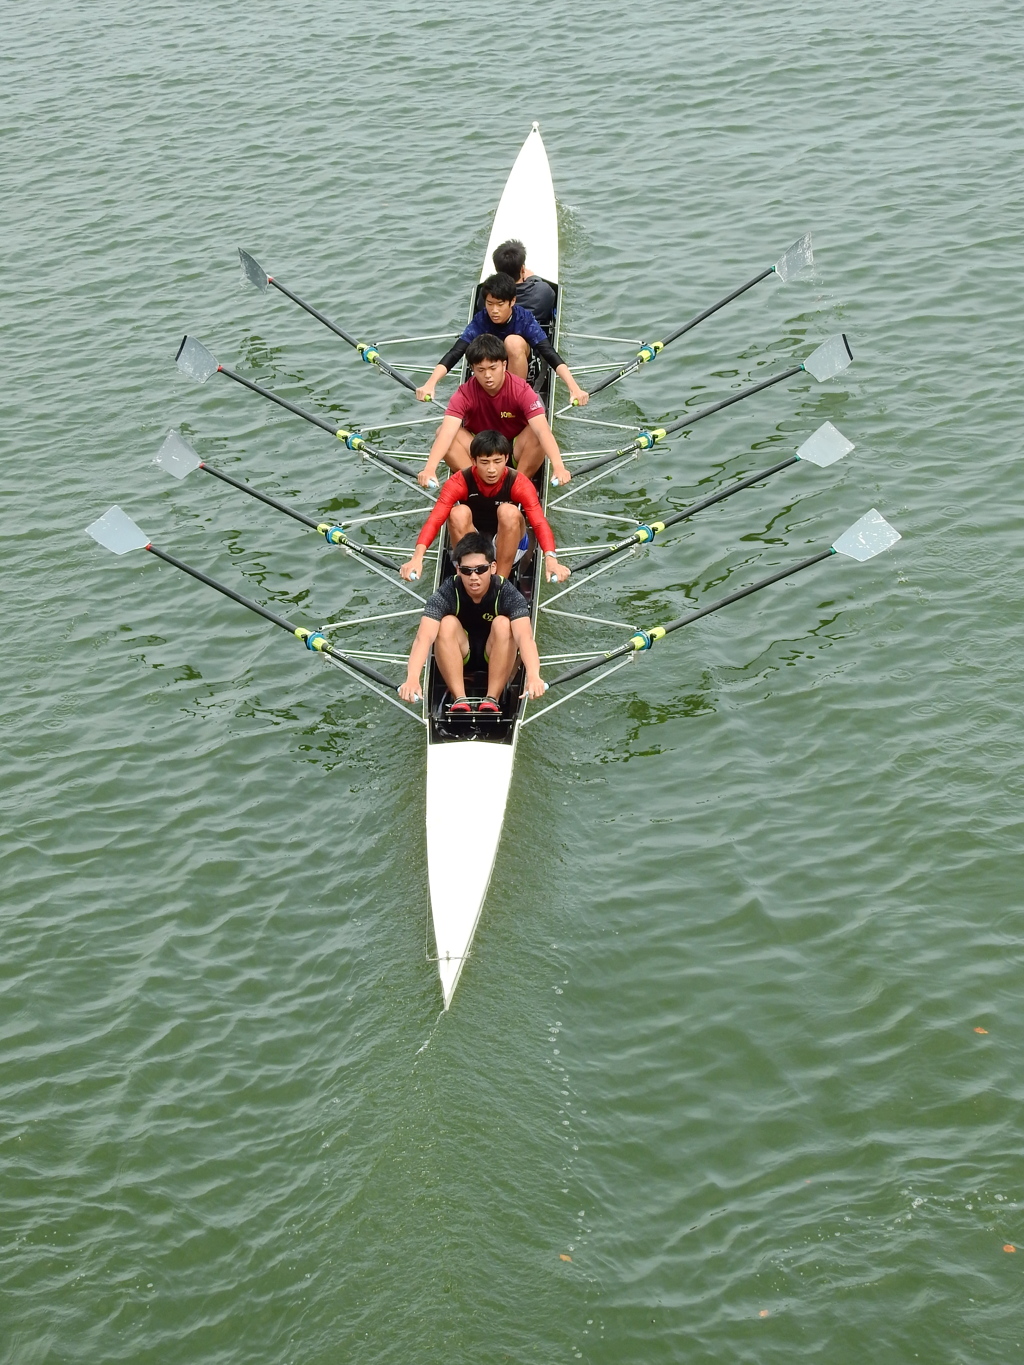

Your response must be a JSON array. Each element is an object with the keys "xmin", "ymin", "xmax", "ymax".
[
  {"xmin": 504, "ymin": 335, "xmax": 530, "ymax": 380},
  {"xmin": 441, "ymin": 425, "xmax": 474, "ymax": 473},
  {"xmin": 434, "ymin": 616, "xmax": 469, "ymax": 699},
  {"xmin": 512, "ymin": 424, "xmax": 546, "ymax": 479},
  {"xmin": 485, "ymin": 617, "xmax": 518, "ymax": 698},
  {"xmin": 494, "ymin": 502, "xmax": 526, "ymax": 577},
  {"xmin": 447, "ymin": 504, "xmax": 474, "ymax": 544}
]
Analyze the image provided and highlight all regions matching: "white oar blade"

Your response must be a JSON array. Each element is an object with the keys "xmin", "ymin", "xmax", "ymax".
[
  {"xmin": 154, "ymin": 430, "xmax": 202, "ymax": 479},
  {"xmin": 774, "ymin": 232, "xmax": 813, "ymax": 283},
  {"xmin": 86, "ymin": 506, "xmax": 149, "ymax": 555},
  {"xmin": 832, "ymin": 509, "xmax": 901, "ymax": 562},
  {"xmin": 175, "ymin": 335, "xmax": 219, "ymax": 383},
  {"xmin": 238, "ymin": 248, "xmax": 269, "ymax": 292},
  {"xmin": 803, "ymin": 333, "xmax": 853, "ymax": 382},
  {"xmin": 796, "ymin": 421, "xmax": 855, "ymax": 467}
]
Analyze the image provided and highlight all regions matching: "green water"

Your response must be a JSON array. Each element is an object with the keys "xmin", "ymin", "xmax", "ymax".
[{"xmin": 4, "ymin": 1, "xmax": 1024, "ymax": 1360}]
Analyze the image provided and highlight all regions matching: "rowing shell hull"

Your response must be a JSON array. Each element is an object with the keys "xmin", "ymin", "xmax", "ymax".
[
  {"xmin": 426, "ymin": 123, "xmax": 558, "ymax": 1010},
  {"xmin": 426, "ymin": 742, "xmax": 515, "ymax": 1009},
  {"xmin": 481, "ymin": 122, "xmax": 559, "ymax": 287}
]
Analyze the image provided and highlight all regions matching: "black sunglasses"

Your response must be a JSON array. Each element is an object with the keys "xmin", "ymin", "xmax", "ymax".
[{"xmin": 457, "ymin": 563, "xmax": 492, "ymax": 577}]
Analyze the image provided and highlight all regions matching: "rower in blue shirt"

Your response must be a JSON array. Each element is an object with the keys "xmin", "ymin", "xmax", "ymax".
[
  {"xmin": 415, "ymin": 272, "xmax": 589, "ymax": 406},
  {"xmin": 492, "ymin": 238, "xmax": 557, "ymax": 326}
]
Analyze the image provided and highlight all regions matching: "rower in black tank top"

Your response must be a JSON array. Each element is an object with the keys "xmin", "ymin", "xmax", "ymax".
[
  {"xmin": 460, "ymin": 468, "xmax": 517, "ymax": 539},
  {"xmin": 454, "ymin": 575, "xmax": 504, "ymax": 641}
]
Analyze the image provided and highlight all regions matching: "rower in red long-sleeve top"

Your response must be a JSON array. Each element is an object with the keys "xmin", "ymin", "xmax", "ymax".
[{"xmin": 401, "ymin": 431, "xmax": 571, "ymax": 583}]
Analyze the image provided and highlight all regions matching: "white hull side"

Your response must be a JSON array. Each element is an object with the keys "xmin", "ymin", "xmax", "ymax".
[
  {"xmin": 426, "ymin": 741, "xmax": 516, "ymax": 1010},
  {"xmin": 481, "ymin": 122, "xmax": 559, "ymax": 286}
]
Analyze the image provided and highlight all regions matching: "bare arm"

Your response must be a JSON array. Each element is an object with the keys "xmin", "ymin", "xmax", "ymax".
[
  {"xmin": 418, "ymin": 414, "xmax": 463, "ymax": 488},
  {"xmin": 554, "ymin": 362, "xmax": 589, "ymax": 406},
  {"xmin": 526, "ymin": 412, "xmax": 571, "ymax": 485},
  {"xmin": 415, "ymin": 363, "xmax": 449, "ymax": 403},
  {"xmin": 511, "ymin": 616, "xmax": 546, "ymax": 699},
  {"xmin": 399, "ymin": 616, "xmax": 441, "ymax": 702}
]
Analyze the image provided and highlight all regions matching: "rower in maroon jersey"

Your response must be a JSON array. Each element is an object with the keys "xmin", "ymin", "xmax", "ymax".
[
  {"xmin": 416, "ymin": 333, "xmax": 572, "ymax": 490},
  {"xmin": 401, "ymin": 430, "xmax": 570, "ymax": 583}
]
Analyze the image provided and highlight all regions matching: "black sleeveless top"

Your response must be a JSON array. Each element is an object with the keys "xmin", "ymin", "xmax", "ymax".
[
  {"xmin": 458, "ymin": 468, "xmax": 517, "ymax": 537},
  {"xmin": 453, "ymin": 575, "xmax": 504, "ymax": 635}
]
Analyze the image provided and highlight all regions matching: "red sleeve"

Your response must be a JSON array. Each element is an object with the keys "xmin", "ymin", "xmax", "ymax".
[
  {"xmin": 416, "ymin": 472, "xmax": 468, "ymax": 549},
  {"xmin": 510, "ymin": 473, "xmax": 556, "ymax": 554}
]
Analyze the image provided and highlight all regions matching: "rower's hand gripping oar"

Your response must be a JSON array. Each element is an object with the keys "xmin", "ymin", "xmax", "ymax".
[
  {"xmin": 541, "ymin": 509, "xmax": 900, "ymax": 694},
  {"xmin": 580, "ymin": 233, "xmax": 813, "ymax": 403},
  {"xmin": 153, "ymin": 431, "xmax": 425, "ymax": 599},
  {"xmin": 571, "ymin": 421, "xmax": 855, "ymax": 574},
  {"xmin": 237, "ymin": 249, "xmax": 422, "ymax": 396},
  {"xmin": 84, "ymin": 505, "xmax": 422, "ymax": 713},
  {"xmin": 566, "ymin": 333, "xmax": 853, "ymax": 482},
  {"xmin": 175, "ymin": 335, "xmax": 434, "ymax": 497}
]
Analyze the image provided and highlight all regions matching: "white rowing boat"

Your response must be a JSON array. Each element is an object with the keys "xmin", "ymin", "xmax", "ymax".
[
  {"xmin": 425, "ymin": 122, "xmax": 560, "ymax": 1010},
  {"xmin": 88, "ymin": 124, "xmax": 902, "ymax": 1017}
]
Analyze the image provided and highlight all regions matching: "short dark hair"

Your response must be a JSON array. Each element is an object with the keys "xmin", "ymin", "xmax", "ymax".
[
  {"xmin": 493, "ymin": 239, "xmax": 526, "ymax": 279},
  {"xmin": 466, "ymin": 333, "xmax": 507, "ymax": 366},
  {"xmin": 452, "ymin": 531, "xmax": 495, "ymax": 563},
  {"xmin": 480, "ymin": 272, "xmax": 517, "ymax": 303},
  {"xmin": 469, "ymin": 430, "xmax": 512, "ymax": 461}
]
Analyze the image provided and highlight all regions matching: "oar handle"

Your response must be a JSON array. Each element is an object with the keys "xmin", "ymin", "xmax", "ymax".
[
  {"xmin": 586, "ymin": 362, "xmax": 640, "ymax": 400},
  {"xmin": 544, "ymin": 546, "xmax": 834, "ymax": 690},
  {"xmin": 144, "ymin": 544, "xmax": 399, "ymax": 691},
  {"xmin": 570, "ymin": 454, "xmax": 800, "ymax": 573},
  {"xmin": 660, "ymin": 365, "xmax": 804, "ymax": 438}
]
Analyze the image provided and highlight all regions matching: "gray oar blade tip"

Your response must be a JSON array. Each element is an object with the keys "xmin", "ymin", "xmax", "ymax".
[
  {"xmin": 86, "ymin": 505, "xmax": 150, "ymax": 555},
  {"xmin": 774, "ymin": 231, "xmax": 813, "ymax": 283},
  {"xmin": 238, "ymin": 248, "xmax": 269, "ymax": 292},
  {"xmin": 155, "ymin": 430, "xmax": 202, "ymax": 479},
  {"xmin": 175, "ymin": 334, "xmax": 220, "ymax": 383},
  {"xmin": 803, "ymin": 332, "xmax": 853, "ymax": 382},
  {"xmin": 832, "ymin": 509, "xmax": 901, "ymax": 561},
  {"xmin": 796, "ymin": 420, "xmax": 855, "ymax": 467}
]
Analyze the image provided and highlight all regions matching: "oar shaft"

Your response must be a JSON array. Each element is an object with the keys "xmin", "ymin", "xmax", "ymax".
[
  {"xmin": 219, "ymin": 364, "xmax": 339, "ymax": 435},
  {"xmin": 570, "ymin": 454, "xmax": 799, "ymax": 572},
  {"xmin": 268, "ymin": 277, "xmax": 360, "ymax": 349},
  {"xmin": 197, "ymin": 464, "xmax": 403, "ymax": 573},
  {"xmin": 660, "ymin": 365, "xmax": 803, "ymax": 438},
  {"xmin": 270, "ymin": 278, "xmax": 418, "ymax": 394},
  {"xmin": 660, "ymin": 266, "xmax": 774, "ymax": 348},
  {"xmin": 570, "ymin": 365, "xmax": 805, "ymax": 481},
  {"xmin": 658, "ymin": 548, "xmax": 834, "ymax": 637},
  {"xmin": 659, "ymin": 454, "xmax": 798, "ymax": 530},
  {"xmin": 146, "ymin": 543, "xmax": 301, "ymax": 633},
  {"xmin": 200, "ymin": 464, "xmax": 320, "ymax": 530},
  {"xmin": 545, "ymin": 547, "xmax": 834, "ymax": 689},
  {"xmin": 144, "ymin": 544, "xmax": 399, "ymax": 690},
  {"xmin": 586, "ymin": 265, "xmax": 776, "ymax": 398},
  {"xmin": 216, "ymin": 365, "xmax": 417, "ymax": 480}
]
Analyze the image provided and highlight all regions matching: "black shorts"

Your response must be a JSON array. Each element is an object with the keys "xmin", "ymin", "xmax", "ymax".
[{"xmin": 462, "ymin": 633, "xmax": 490, "ymax": 671}]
